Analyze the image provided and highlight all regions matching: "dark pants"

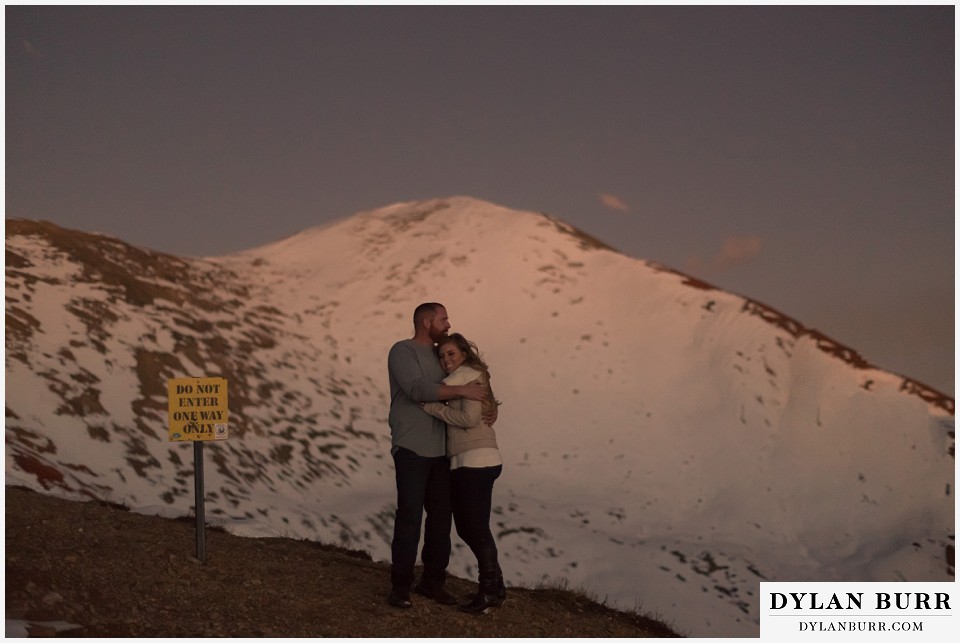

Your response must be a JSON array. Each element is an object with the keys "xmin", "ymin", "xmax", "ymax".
[
  {"xmin": 391, "ymin": 447, "xmax": 452, "ymax": 590},
  {"xmin": 451, "ymin": 465, "xmax": 502, "ymax": 586}
]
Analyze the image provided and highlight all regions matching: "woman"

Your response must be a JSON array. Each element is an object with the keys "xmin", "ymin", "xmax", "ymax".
[{"xmin": 421, "ymin": 333, "xmax": 505, "ymax": 613}]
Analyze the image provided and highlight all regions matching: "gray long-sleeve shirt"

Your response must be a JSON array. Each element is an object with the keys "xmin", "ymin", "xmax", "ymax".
[{"xmin": 387, "ymin": 339, "xmax": 446, "ymax": 457}]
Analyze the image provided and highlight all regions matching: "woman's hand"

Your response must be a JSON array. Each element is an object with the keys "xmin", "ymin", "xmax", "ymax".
[{"xmin": 482, "ymin": 402, "xmax": 498, "ymax": 427}]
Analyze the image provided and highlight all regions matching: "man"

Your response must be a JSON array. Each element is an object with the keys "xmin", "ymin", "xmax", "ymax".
[{"xmin": 387, "ymin": 302, "xmax": 488, "ymax": 608}]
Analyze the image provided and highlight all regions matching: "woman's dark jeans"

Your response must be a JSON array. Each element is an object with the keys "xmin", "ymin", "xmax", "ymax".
[
  {"xmin": 451, "ymin": 464, "xmax": 502, "ymax": 586},
  {"xmin": 391, "ymin": 447, "xmax": 452, "ymax": 590}
]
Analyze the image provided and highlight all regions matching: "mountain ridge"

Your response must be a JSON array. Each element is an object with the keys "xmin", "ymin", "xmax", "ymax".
[{"xmin": 7, "ymin": 207, "xmax": 952, "ymax": 410}]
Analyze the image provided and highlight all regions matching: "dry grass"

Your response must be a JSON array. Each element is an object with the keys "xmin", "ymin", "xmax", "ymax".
[{"xmin": 6, "ymin": 486, "xmax": 683, "ymax": 638}]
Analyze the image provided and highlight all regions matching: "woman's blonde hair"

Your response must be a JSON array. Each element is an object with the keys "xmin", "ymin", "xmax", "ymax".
[{"xmin": 438, "ymin": 333, "xmax": 495, "ymax": 416}]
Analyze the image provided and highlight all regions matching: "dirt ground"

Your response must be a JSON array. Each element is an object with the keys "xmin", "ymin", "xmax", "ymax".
[{"xmin": 5, "ymin": 486, "xmax": 682, "ymax": 637}]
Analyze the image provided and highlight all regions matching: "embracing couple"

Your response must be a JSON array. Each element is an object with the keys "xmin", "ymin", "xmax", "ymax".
[{"xmin": 386, "ymin": 302, "xmax": 505, "ymax": 614}]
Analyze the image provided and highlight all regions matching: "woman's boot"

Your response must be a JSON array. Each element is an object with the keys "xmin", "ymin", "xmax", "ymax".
[
  {"xmin": 459, "ymin": 562, "xmax": 503, "ymax": 614},
  {"xmin": 495, "ymin": 569, "xmax": 506, "ymax": 606}
]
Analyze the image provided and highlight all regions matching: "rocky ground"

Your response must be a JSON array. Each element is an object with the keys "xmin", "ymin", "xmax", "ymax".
[{"xmin": 5, "ymin": 486, "xmax": 682, "ymax": 637}]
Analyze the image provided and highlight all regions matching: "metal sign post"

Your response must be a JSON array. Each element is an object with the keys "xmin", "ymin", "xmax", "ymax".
[
  {"xmin": 168, "ymin": 376, "xmax": 228, "ymax": 564},
  {"xmin": 194, "ymin": 441, "xmax": 206, "ymax": 562}
]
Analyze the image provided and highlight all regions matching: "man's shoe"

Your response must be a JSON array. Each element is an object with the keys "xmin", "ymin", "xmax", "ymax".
[
  {"xmin": 387, "ymin": 588, "xmax": 413, "ymax": 608},
  {"xmin": 414, "ymin": 583, "xmax": 459, "ymax": 605}
]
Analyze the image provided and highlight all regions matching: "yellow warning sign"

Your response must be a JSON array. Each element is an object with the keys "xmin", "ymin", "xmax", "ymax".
[{"xmin": 168, "ymin": 377, "xmax": 228, "ymax": 442}]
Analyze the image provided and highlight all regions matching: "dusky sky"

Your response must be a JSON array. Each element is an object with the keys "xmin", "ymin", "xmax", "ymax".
[{"xmin": 5, "ymin": 4, "xmax": 955, "ymax": 394}]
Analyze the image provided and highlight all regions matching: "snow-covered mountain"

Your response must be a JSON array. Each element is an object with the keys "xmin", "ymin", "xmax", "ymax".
[{"xmin": 5, "ymin": 197, "xmax": 954, "ymax": 637}]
